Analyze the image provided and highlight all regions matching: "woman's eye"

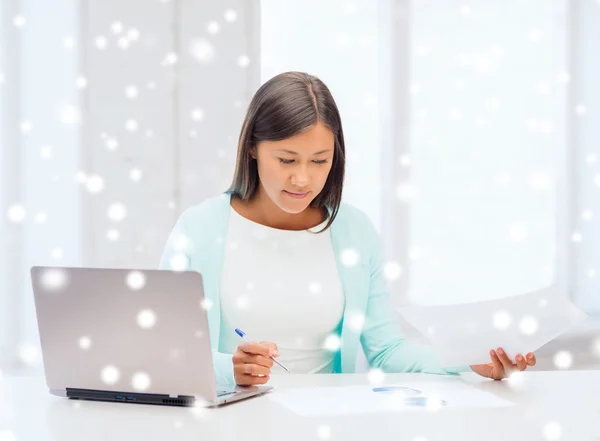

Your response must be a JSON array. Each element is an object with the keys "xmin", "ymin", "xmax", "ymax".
[{"xmin": 278, "ymin": 158, "xmax": 328, "ymax": 164}]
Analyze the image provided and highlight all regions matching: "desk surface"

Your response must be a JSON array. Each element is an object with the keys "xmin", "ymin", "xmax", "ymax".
[{"xmin": 1, "ymin": 371, "xmax": 598, "ymax": 441}]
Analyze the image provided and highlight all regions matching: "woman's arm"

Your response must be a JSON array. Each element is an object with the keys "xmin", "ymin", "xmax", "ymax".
[
  {"xmin": 158, "ymin": 210, "xmax": 237, "ymax": 386},
  {"xmin": 358, "ymin": 216, "xmax": 470, "ymax": 375}
]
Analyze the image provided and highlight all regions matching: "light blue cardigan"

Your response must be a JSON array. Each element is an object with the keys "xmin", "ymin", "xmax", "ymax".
[{"xmin": 159, "ymin": 193, "xmax": 470, "ymax": 385}]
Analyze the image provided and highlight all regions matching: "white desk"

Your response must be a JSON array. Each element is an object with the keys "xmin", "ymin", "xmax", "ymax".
[{"xmin": 1, "ymin": 371, "xmax": 599, "ymax": 441}]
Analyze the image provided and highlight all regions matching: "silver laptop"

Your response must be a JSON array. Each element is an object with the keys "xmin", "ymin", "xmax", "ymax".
[{"xmin": 30, "ymin": 266, "xmax": 272, "ymax": 407}]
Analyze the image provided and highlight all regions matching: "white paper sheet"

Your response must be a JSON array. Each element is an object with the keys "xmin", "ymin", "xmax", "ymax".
[
  {"xmin": 398, "ymin": 286, "xmax": 588, "ymax": 366},
  {"xmin": 268, "ymin": 381, "xmax": 513, "ymax": 416}
]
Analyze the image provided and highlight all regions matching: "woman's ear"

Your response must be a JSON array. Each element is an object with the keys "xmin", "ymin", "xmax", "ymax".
[{"xmin": 249, "ymin": 146, "xmax": 257, "ymax": 160}]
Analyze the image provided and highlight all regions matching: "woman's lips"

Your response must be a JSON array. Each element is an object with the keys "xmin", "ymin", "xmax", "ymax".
[{"xmin": 284, "ymin": 190, "xmax": 309, "ymax": 199}]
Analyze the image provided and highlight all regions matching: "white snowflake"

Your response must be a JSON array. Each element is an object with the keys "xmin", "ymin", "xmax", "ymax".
[
  {"xmin": 543, "ymin": 422, "xmax": 562, "ymax": 440},
  {"xmin": 76, "ymin": 76, "xmax": 88, "ymax": 89},
  {"xmin": 117, "ymin": 37, "xmax": 130, "ymax": 50},
  {"xmin": 86, "ymin": 174, "xmax": 104, "ymax": 193},
  {"xmin": 341, "ymin": 248, "xmax": 360, "ymax": 267},
  {"xmin": 368, "ymin": 368, "xmax": 385, "ymax": 385},
  {"xmin": 126, "ymin": 271, "xmax": 146, "ymax": 291},
  {"xmin": 128, "ymin": 28, "xmax": 140, "ymax": 41},
  {"xmin": 200, "ymin": 298, "xmax": 213, "ymax": 311},
  {"xmin": 237, "ymin": 55, "xmax": 250, "ymax": 68},
  {"xmin": 51, "ymin": 247, "xmax": 63, "ymax": 260},
  {"xmin": 95, "ymin": 36, "xmax": 108, "ymax": 50},
  {"xmin": 20, "ymin": 121, "xmax": 33, "ymax": 133},
  {"xmin": 162, "ymin": 52, "xmax": 178, "ymax": 66},
  {"xmin": 347, "ymin": 311, "xmax": 365, "ymax": 332},
  {"xmin": 316, "ymin": 425, "xmax": 331, "ymax": 440},
  {"xmin": 106, "ymin": 229, "xmax": 120, "ymax": 241},
  {"xmin": 190, "ymin": 39, "xmax": 215, "ymax": 63},
  {"xmin": 38, "ymin": 145, "xmax": 53, "ymax": 160},
  {"xmin": 207, "ymin": 21, "xmax": 220, "ymax": 34},
  {"xmin": 170, "ymin": 253, "xmax": 187, "ymax": 271},
  {"xmin": 105, "ymin": 137, "xmax": 119, "ymax": 150},
  {"xmin": 35, "ymin": 211, "xmax": 48, "ymax": 224},
  {"xmin": 63, "ymin": 37, "xmax": 75, "ymax": 49},
  {"xmin": 399, "ymin": 154, "xmax": 411, "ymax": 167},
  {"xmin": 0, "ymin": 430, "xmax": 17, "ymax": 441},
  {"xmin": 79, "ymin": 336, "xmax": 92, "ymax": 350},
  {"xmin": 18, "ymin": 342, "xmax": 41, "ymax": 366},
  {"xmin": 101, "ymin": 365, "xmax": 120, "ymax": 385},
  {"xmin": 13, "ymin": 15, "xmax": 26, "ymax": 27},
  {"xmin": 519, "ymin": 315, "xmax": 538, "ymax": 335},
  {"xmin": 125, "ymin": 119, "xmax": 139, "ymax": 132},
  {"xmin": 130, "ymin": 168, "xmax": 143, "ymax": 182},
  {"xmin": 493, "ymin": 310, "xmax": 512, "ymax": 330},
  {"xmin": 553, "ymin": 350, "xmax": 573, "ymax": 370},
  {"xmin": 384, "ymin": 261, "xmax": 403, "ymax": 280},
  {"xmin": 224, "ymin": 9, "xmax": 237, "ymax": 22},
  {"xmin": 107, "ymin": 202, "xmax": 127, "ymax": 222},
  {"xmin": 191, "ymin": 108, "xmax": 205, "ymax": 121},
  {"xmin": 132, "ymin": 372, "xmax": 151, "ymax": 391},
  {"xmin": 396, "ymin": 182, "xmax": 415, "ymax": 201},
  {"xmin": 60, "ymin": 104, "xmax": 81, "ymax": 125},
  {"xmin": 137, "ymin": 309, "xmax": 157, "ymax": 329},
  {"xmin": 507, "ymin": 371, "xmax": 526, "ymax": 387},
  {"xmin": 7, "ymin": 204, "xmax": 26, "ymax": 223},
  {"xmin": 308, "ymin": 282, "xmax": 322, "ymax": 295},
  {"xmin": 323, "ymin": 334, "xmax": 341, "ymax": 351},
  {"xmin": 40, "ymin": 268, "xmax": 70, "ymax": 292},
  {"xmin": 111, "ymin": 21, "xmax": 123, "ymax": 34},
  {"xmin": 125, "ymin": 85, "xmax": 139, "ymax": 99},
  {"xmin": 582, "ymin": 210, "xmax": 593, "ymax": 221},
  {"xmin": 236, "ymin": 295, "xmax": 250, "ymax": 309}
]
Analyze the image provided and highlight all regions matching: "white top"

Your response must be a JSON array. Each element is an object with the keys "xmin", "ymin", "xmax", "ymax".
[{"xmin": 219, "ymin": 206, "xmax": 345, "ymax": 374}]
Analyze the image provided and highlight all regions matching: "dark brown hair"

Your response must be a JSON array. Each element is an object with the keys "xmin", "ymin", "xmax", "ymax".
[{"xmin": 227, "ymin": 71, "xmax": 346, "ymax": 233}]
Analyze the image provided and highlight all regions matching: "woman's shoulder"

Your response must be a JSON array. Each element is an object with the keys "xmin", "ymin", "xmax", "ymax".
[
  {"xmin": 333, "ymin": 201, "xmax": 378, "ymax": 240},
  {"xmin": 336, "ymin": 201, "xmax": 375, "ymax": 228},
  {"xmin": 179, "ymin": 193, "xmax": 231, "ymax": 225}
]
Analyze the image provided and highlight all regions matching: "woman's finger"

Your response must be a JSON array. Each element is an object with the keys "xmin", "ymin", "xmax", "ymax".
[
  {"xmin": 526, "ymin": 352, "xmax": 536, "ymax": 366},
  {"xmin": 239, "ymin": 342, "xmax": 275, "ymax": 357},
  {"xmin": 515, "ymin": 353, "xmax": 528, "ymax": 371},
  {"xmin": 236, "ymin": 374, "xmax": 270, "ymax": 386},
  {"xmin": 242, "ymin": 363, "xmax": 271, "ymax": 376},
  {"xmin": 242, "ymin": 354, "xmax": 274, "ymax": 369},
  {"xmin": 490, "ymin": 350, "xmax": 505, "ymax": 377},
  {"xmin": 496, "ymin": 348, "xmax": 517, "ymax": 374}
]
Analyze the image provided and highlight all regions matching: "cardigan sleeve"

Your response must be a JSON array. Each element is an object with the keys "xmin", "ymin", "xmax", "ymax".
[
  {"xmin": 358, "ymin": 214, "xmax": 472, "ymax": 375},
  {"xmin": 158, "ymin": 209, "xmax": 236, "ymax": 386}
]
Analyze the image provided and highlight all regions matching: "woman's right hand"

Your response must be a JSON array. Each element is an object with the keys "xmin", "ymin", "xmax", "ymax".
[{"xmin": 232, "ymin": 341, "xmax": 279, "ymax": 386}]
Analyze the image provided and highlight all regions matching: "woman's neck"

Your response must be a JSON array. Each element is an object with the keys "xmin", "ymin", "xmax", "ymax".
[{"xmin": 230, "ymin": 191, "xmax": 326, "ymax": 231}]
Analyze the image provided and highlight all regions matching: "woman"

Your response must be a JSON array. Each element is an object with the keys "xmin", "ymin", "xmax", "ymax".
[{"xmin": 160, "ymin": 71, "xmax": 536, "ymax": 386}]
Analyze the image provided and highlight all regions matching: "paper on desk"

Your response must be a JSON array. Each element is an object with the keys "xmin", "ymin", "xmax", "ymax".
[
  {"xmin": 398, "ymin": 286, "xmax": 588, "ymax": 366},
  {"xmin": 268, "ymin": 381, "xmax": 513, "ymax": 416}
]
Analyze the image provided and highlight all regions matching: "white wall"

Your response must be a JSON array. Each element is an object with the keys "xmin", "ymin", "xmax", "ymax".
[
  {"xmin": 0, "ymin": 0, "xmax": 258, "ymax": 372},
  {"xmin": 572, "ymin": 0, "xmax": 600, "ymax": 313},
  {"xmin": 407, "ymin": 0, "xmax": 568, "ymax": 305}
]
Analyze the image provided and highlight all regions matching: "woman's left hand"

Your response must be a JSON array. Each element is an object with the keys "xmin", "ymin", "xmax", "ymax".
[{"xmin": 470, "ymin": 348, "xmax": 536, "ymax": 380}]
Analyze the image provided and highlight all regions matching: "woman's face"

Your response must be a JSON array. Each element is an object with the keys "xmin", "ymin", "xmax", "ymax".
[{"xmin": 252, "ymin": 122, "xmax": 335, "ymax": 214}]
